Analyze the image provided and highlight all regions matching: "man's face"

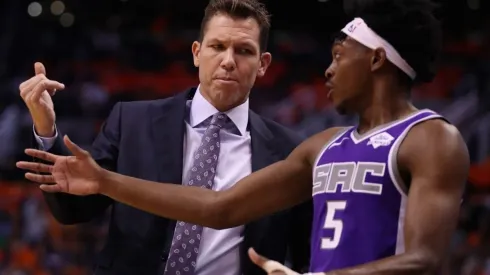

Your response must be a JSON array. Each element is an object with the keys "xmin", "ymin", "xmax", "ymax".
[
  {"xmin": 192, "ymin": 14, "xmax": 271, "ymax": 111},
  {"xmin": 324, "ymin": 36, "xmax": 373, "ymax": 115}
]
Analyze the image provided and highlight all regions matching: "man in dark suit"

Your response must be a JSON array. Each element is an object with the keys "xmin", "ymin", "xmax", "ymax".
[{"xmin": 18, "ymin": 0, "xmax": 311, "ymax": 274}]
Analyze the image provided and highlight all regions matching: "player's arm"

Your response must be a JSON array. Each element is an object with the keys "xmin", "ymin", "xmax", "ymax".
[
  {"xmin": 100, "ymin": 138, "xmax": 312, "ymax": 229},
  {"xmin": 323, "ymin": 120, "xmax": 469, "ymax": 275},
  {"xmin": 98, "ymin": 128, "xmax": 335, "ymax": 229}
]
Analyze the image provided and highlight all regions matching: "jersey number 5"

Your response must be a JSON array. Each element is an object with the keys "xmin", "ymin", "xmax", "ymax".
[{"xmin": 322, "ymin": 201, "xmax": 347, "ymax": 249}]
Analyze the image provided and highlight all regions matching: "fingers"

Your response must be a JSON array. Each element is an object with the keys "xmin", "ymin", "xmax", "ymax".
[
  {"xmin": 24, "ymin": 148, "xmax": 59, "ymax": 162},
  {"xmin": 249, "ymin": 248, "xmax": 269, "ymax": 267},
  {"xmin": 19, "ymin": 62, "xmax": 46, "ymax": 92},
  {"xmin": 39, "ymin": 184, "xmax": 62, "ymax": 193},
  {"xmin": 35, "ymin": 62, "xmax": 46, "ymax": 75},
  {"xmin": 16, "ymin": 161, "xmax": 53, "ymax": 173},
  {"xmin": 249, "ymin": 248, "xmax": 297, "ymax": 274},
  {"xmin": 25, "ymin": 172, "xmax": 55, "ymax": 184},
  {"xmin": 20, "ymin": 75, "xmax": 64, "ymax": 99},
  {"xmin": 19, "ymin": 77, "xmax": 35, "ymax": 92},
  {"xmin": 30, "ymin": 79, "xmax": 65, "ymax": 101},
  {"xmin": 64, "ymin": 135, "xmax": 90, "ymax": 159},
  {"xmin": 20, "ymin": 75, "xmax": 43, "ymax": 98},
  {"xmin": 19, "ymin": 63, "xmax": 65, "ymax": 100},
  {"xmin": 24, "ymin": 173, "xmax": 61, "ymax": 193}
]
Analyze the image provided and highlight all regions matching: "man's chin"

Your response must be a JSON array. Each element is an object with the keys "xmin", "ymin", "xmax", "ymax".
[
  {"xmin": 209, "ymin": 93, "xmax": 247, "ymax": 111},
  {"xmin": 334, "ymin": 103, "xmax": 349, "ymax": 115}
]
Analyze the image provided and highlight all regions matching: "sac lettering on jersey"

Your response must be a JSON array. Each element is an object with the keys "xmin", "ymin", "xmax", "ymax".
[
  {"xmin": 313, "ymin": 162, "xmax": 385, "ymax": 196},
  {"xmin": 308, "ymin": 110, "xmax": 445, "ymax": 273}
]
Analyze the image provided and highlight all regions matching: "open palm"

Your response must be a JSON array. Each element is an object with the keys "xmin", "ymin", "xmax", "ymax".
[{"xmin": 16, "ymin": 135, "xmax": 104, "ymax": 195}]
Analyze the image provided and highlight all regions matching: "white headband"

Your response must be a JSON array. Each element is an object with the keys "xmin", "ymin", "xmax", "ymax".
[{"xmin": 341, "ymin": 18, "xmax": 416, "ymax": 79}]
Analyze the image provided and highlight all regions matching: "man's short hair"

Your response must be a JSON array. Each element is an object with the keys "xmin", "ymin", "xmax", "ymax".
[{"xmin": 199, "ymin": 0, "xmax": 271, "ymax": 52}]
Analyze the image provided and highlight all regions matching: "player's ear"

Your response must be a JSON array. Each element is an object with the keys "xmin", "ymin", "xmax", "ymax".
[{"xmin": 371, "ymin": 48, "xmax": 387, "ymax": 73}]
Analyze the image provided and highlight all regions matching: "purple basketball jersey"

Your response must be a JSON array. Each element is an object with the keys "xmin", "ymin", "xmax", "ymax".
[{"xmin": 309, "ymin": 109, "xmax": 444, "ymax": 272}]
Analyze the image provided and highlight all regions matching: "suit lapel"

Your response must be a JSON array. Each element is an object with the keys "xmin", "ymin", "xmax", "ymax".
[
  {"xmin": 249, "ymin": 111, "xmax": 279, "ymax": 173},
  {"xmin": 149, "ymin": 88, "xmax": 196, "ymax": 184},
  {"xmin": 242, "ymin": 111, "xmax": 282, "ymax": 270},
  {"xmin": 148, "ymin": 89, "xmax": 189, "ymax": 266},
  {"xmin": 150, "ymin": 88, "xmax": 198, "ymax": 265}
]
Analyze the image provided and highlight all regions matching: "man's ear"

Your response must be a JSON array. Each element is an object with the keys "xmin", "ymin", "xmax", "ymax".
[
  {"xmin": 257, "ymin": 52, "xmax": 272, "ymax": 78},
  {"xmin": 192, "ymin": 41, "xmax": 201, "ymax": 67},
  {"xmin": 371, "ymin": 48, "xmax": 387, "ymax": 73}
]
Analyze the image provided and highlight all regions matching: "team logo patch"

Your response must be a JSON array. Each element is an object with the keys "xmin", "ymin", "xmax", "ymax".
[{"xmin": 367, "ymin": 132, "xmax": 394, "ymax": 149}]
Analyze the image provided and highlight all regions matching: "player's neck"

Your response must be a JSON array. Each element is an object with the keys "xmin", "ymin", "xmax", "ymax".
[{"xmin": 357, "ymin": 82, "xmax": 416, "ymax": 135}]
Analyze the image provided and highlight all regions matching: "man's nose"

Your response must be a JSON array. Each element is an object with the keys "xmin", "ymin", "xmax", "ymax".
[{"xmin": 220, "ymin": 48, "xmax": 236, "ymax": 71}]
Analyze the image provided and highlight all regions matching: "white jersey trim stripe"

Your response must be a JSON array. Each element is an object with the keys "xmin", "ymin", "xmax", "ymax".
[
  {"xmin": 350, "ymin": 109, "xmax": 435, "ymax": 144},
  {"xmin": 387, "ymin": 113, "xmax": 445, "ymax": 255},
  {"xmin": 313, "ymin": 127, "xmax": 352, "ymax": 169}
]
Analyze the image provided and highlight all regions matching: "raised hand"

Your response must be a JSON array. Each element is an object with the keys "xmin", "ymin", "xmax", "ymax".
[
  {"xmin": 16, "ymin": 135, "xmax": 106, "ymax": 195},
  {"xmin": 19, "ymin": 62, "xmax": 65, "ymax": 137},
  {"xmin": 248, "ymin": 248, "xmax": 300, "ymax": 275}
]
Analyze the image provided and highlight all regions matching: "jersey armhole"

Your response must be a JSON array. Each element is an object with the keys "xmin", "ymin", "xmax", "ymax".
[
  {"xmin": 387, "ymin": 115, "xmax": 447, "ymax": 197},
  {"xmin": 312, "ymin": 127, "xmax": 352, "ymax": 168}
]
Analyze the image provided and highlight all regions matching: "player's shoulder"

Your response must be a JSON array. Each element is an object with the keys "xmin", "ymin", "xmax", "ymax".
[
  {"xmin": 400, "ymin": 118, "xmax": 469, "ymax": 169},
  {"xmin": 307, "ymin": 126, "xmax": 350, "ymax": 146},
  {"xmin": 406, "ymin": 119, "xmax": 465, "ymax": 151},
  {"xmin": 300, "ymin": 126, "xmax": 351, "ymax": 165}
]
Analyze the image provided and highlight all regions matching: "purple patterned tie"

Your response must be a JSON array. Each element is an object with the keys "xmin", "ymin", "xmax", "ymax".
[{"xmin": 164, "ymin": 113, "xmax": 230, "ymax": 275}]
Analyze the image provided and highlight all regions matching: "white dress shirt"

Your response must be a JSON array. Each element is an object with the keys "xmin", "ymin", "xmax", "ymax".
[{"xmin": 34, "ymin": 87, "xmax": 252, "ymax": 275}]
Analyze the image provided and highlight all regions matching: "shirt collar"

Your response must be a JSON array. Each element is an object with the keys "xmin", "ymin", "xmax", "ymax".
[{"xmin": 189, "ymin": 85, "xmax": 249, "ymax": 136}]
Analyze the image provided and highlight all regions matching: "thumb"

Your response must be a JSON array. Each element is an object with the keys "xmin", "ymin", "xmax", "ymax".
[
  {"xmin": 248, "ymin": 248, "xmax": 268, "ymax": 268},
  {"xmin": 63, "ymin": 135, "xmax": 90, "ymax": 159},
  {"xmin": 249, "ymin": 248, "xmax": 296, "ymax": 274},
  {"xmin": 34, "ymin": 62, "xmax": 46, "ymax": 76}
]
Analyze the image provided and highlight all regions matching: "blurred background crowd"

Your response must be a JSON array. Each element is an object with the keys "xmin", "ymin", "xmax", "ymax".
[{"xmin": 0, "ymin": 0, "xmax": 489, "ymax": 274}]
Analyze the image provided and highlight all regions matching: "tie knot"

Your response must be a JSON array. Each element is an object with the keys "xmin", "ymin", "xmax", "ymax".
[{"xmin": 210, "ymin": 113, "xmax": 229, "ymax": 128}]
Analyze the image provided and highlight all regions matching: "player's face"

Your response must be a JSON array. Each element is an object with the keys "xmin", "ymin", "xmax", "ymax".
[
  {"xmin": 192, "ymin": 14, "xmax": 271, "ymax": 111},
  {"xmin": 324, "ymin": 37, "xmax": 373, "ymax": 114}
]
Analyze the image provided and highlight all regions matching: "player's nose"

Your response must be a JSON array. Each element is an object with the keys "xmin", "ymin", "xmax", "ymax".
[{"xmin": 324, "ymin": 64, "xmax": 335, "ymax": 80}]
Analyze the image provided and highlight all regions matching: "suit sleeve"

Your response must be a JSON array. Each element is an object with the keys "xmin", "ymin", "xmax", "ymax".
[
  {"xmin": 39, "ymin": 102, "xmax": 123, "ymax": 225},
  {"xmin": 289, "ymin": 198, "xmax": 313, "ymax": 272},
  {"xmin": 287, "ymin": 134, "xmax": 312, "ymax": 272}
]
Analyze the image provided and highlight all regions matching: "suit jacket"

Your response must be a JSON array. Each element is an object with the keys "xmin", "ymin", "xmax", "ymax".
[{"xmin": 39, "ymin": 88, "xmax": 312, "ymax": 275}]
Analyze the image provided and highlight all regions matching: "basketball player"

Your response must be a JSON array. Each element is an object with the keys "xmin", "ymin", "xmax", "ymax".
[{"xmin": 17, "ymin": 0, "xmax": 469, "ymax": 274}]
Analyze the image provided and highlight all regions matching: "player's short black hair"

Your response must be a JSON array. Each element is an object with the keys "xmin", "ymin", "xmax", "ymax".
[{"xmin": 346, "ymin": 0, "xmax": 442, "ymax": 84}]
